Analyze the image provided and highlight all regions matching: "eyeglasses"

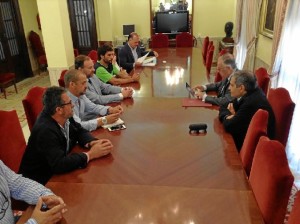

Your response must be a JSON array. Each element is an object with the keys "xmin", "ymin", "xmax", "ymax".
[{"xmin": 59, "ymin": 100, "xmax": 73, "ymax": 107}]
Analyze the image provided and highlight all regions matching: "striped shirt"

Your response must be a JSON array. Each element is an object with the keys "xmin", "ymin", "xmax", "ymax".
[{"xmin": 0, "ymin": 160, "xmax": 53, "ymax": 224}]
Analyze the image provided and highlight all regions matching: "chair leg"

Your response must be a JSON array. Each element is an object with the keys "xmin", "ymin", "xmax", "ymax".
[
  {"xmin": 13, "ymin": 80, "xmax": 18, "ymax": 94},
  {"xmin": 2, "ymin": 88, "xmax": 7, "ymax": 99}
]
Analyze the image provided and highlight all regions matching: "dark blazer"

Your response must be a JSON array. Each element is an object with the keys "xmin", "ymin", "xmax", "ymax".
[
  {"xmin": 118, "ymin": 43, "xmax": 154, "ymax": 73},
  {"xmin": 205, "ymin": 78, "xmax": 233, "ymax": 106},
  {"xmin": 19, "ymin": 110, "xmax": 96, "ymax": 185},
  {"xmin": 219, "ymin": 88, "xmax": 275, "ymax": 151}
]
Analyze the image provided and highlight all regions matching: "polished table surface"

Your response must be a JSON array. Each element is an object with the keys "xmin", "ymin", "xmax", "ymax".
[{"xmin": 18, "ymin": 48, "xmax": 263, "ymax": 224}]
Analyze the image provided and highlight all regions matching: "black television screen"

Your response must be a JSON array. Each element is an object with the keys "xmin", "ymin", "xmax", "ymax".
[
  {"xmin": 123, "ymin": 24, "xmax": 135, "ymax": 36},
  {"xmin": 156, "ymin": 11, "xmax": 189, "ymax": 34}
]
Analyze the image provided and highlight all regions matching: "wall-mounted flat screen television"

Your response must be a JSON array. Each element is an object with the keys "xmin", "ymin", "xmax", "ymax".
[
  {"xmin": 155, "ymin": 11, "xmax": 189, "ymax": 34},
  {"xmin": 123, "ymin": 24, "xmax": 135, "ymax": 36}
]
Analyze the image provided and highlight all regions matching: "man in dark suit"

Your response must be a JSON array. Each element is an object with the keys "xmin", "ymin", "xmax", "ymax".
[
  {"xmin": 219, "ymin": 70, "xmax": 275, "ymax": 151},
  {"xmin": 19, "ymin": 86, "xmax": 114, "ymax": 185},
  {"xmin": 193, "ymin": 53, "xmax": 236, "ymax": 106},
  {"xmin": 118, "ymin": 32, "xmax": 159, "ymax": 73}
]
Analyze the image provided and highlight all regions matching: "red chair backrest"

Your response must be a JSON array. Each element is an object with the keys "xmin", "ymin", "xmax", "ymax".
[
  {"xmin": 267, "ymin": 88, "xmax": 295, "ymax": 146},
  {"xmin": 151, "ymin": 33, "xmax": 169, "ymax": 48},
  {"xmin": 240, "ymin": 109, "xmax": 268, "ymax": 176},
  {"xmin": 0, "ymin": 110, "xmax": 26, "ymax": 173},
  {"xmin": 255, "ymin": 67, "xmax": 270, "ymax": 95},
  {"xmin": 22, "ymin": 86, "xmax": 46, "ymax": 131},
  {"xmin": 219, "ymin": 49, "xmax": 228, "ymax": 56},
  {"xmin": 176, "ymin": 32, "xmax": 193, "ymax": 47},
  {"xmin": 58, "ymin": 69, "xmax": 68, "ymax": 87},
  {"xmin": 202, "ymin": 36, "xmax": 209, "ymax": 64},
  {"xmin": 205, "ymin": 43, "xmax": 214, "ymax": 77},
  {"xmin": 28, "ymin": 30, "xmax": 45, "ymax": 57},
  {"xmin": 74, "ymin": 48, "xmax": 79, "ymax": 57},
  {"xmin": 249, "ymin": 136, "xmax": 294, "ymax": 224},
  {"xmin": 288, "ymin": 191, "xmax": 300, "ymax": 224},
  {"xmin": 88, "ymin": 50, "xmax": 98, "ymax": 64}
]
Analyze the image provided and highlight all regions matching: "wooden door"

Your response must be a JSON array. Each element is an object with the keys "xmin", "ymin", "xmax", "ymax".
[
  {"xmin": 0, "ymin": 0, "xmax": 32, "ymax": 81},
  {"xmin": 67, "ymin": 0, "xmax": 98, "ymax": 55}
]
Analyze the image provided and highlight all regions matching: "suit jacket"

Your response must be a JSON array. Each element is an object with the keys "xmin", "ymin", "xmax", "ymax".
[
  {"xmin": 205, "ymin": 78, "xmax": 233, "ymax": 106},
  {"xmin": 19, "ymin": 111, "xmax": 96, "ymax": 185},
  {"xmin": 86, "ymin": 74, "xmax": 122, "ymax": 105},
  {"xmin": 118, "ymin": 43, "xmax": 154, "ymax": 73},
  {"xmin": 219, "ymin": 88, "xmax": 275, "ymax": 150}
]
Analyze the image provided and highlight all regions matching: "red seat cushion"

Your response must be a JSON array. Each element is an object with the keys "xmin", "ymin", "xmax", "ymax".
[{"xmin": 0, "ymin": 73, "xmax": 15, "ymax": 82}]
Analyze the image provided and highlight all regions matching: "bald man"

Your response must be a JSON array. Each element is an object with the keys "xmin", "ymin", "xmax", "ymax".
[{"xmin": 118, "ymin": 32, "xmax": 159, "ymax": 73}]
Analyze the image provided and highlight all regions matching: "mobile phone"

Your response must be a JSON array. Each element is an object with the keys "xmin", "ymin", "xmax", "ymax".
[{"xmin": 108, "ymin": 124, "xmax": 126, "ymax": 132}]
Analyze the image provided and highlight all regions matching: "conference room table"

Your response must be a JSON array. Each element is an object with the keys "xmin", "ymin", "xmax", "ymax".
[{"xmin": 18, "ymin": 48, "xmax": 264, "ymax": 224}]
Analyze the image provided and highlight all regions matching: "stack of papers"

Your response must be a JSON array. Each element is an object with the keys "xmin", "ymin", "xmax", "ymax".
[
  {"xmin": 136, "ymin": 52, "xmax": 156, "ymax": 67},
  {"xmin": 102, "ymin": 118, "xmax": 124, "ymax": 129}
]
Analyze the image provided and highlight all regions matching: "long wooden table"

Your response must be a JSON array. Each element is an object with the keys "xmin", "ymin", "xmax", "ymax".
[{"xmin": 18, "ymin": 48, "xmax": 263, "ymax": 224}]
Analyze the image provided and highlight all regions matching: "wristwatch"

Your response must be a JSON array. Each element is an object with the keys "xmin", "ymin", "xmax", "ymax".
[{"xmin": 101, "ymin": 116, "xmax": 107, "ymax": 125}]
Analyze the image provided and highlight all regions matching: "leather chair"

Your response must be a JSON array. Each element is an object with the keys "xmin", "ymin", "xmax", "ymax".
[
  {"xmin": 176, "ymin": 32, "xmax": 193, "ymax": 47},
  {"xmin": 288, "ymin": 191, "xmax": 300, "ymax": 224},
  {"xmin": 28, "ymin": 30, "xmax": 48, "ymax": 71},
  {"xmin": 22, "ymin": 86, "xmax": 46, "ymax": 131},
  {"xmin": 0, "ymin": 110, "xmax": 26, "ymax": 173},
  {"xmin": 151, "ymin": 33, "xmax": 169, "ymax": 48},
  {"xmin": 88, "ymin": 50, "xmax": 98, "ymax": 64},
  {"xmin": 202, "ymin": 36, "xmax": 209, "ymax": 65},
  {"xmin": 240, "ymin": 109, "xmax": 268, "ymax": 176},
  {"xmin": 267, "ymin": 88, "xmax": 295, "ymax": 146},
  {"xmin": 0, "ymin": 72, "xmax": 18, "ymax": 99},
  {"xmin": 58, "ymin": 69, "xmax": 68, "ymax": 87},
  {"xmin": 205, "ymin": 42, "xmax": 214, "ymax": 78},
  {"xmin": 249, "ymin": 136, "xmax": 294, "ymax": 224},
  {"xmin": 255, "ymin": 67, "xmax": 270, "ymax": 95}
]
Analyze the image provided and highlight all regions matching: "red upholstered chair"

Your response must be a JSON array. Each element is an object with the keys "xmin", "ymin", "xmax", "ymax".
[
  {"xmin": 249, "ymin": 136, "xmax": 294, "ymax": 224},
  {"xmin": 202, "ymin": 36, "xmax": 209, "ymax": 65},
  {"xmin": 88, "ymin": 50, "xmax": 98, "ymax": 64},
  {"xmin": 58, "ymin": 69, "xmax": 68, "ymax": 87},
  {"xmin": 0, "ymin": 110, "xmax": 26, "ymax": 173},
  {"xmin": 0, "ymin": 73, "xmax": 18, "ymax": 99},
  {"xmin": 255, "ymin": 67, "xmax": 270, "ymax": 95},
  {"xmin": 288, "ymin": 191, "xmax": 300, "ymax": 224},
  {"xmin": 151, "ymin": 33, "xmax": 169, "ymax": 48},
  {"xmin": 28, "ymin": 30, "xmax": 48, "ymax": 71},
  {"xmin": 22, "ymin": 86, "xmax": 46, "ymax": 131},
  {"xmin": 205, "ymin": 42, "xmax": 214, "ymax": 78},
  {"xmin": 267, "ymin": 88, "xmax": 295, "ymax": 146},
  {"xmin": 176, "ymin": 32, "xmax": 193, "ymax": 47},
  {"xmin": 240, "ymin": 109, "xmax": 268, "ymax": 176}
]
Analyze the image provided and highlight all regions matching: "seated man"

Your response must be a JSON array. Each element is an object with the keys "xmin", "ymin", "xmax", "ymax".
[
  {"xmin": 1, "ymin": 160, "xmax": 66, "ymax": 223},
  {"xmin": 19, "ymin": 86, "xmax": 114, "ymax": 185},
  {"xmin": 219, "ymin": 70, "xmax": 275, "ymax": 150},
  {"xmin": 118, "ymin": 32, "xmax": 159, "ymax": 73},
  {"xmin": 75, "ymin": 54, "xmax": 133, "ymax": 105},
  {"xmin": 193, "ymin": 53, "xmax": 236, "ymax": 106},
  {"xmin": 95, "ymin": 43, "xmax": 140, "ymax": 85},
  {"xmin": 65, "ymin": 69, "xmax": 123, "ymax": 131}
]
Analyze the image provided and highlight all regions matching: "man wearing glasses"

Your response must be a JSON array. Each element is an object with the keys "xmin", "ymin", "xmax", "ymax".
[
  {"xmin": 193, "ymin": 53, "xmax": 236, "ymax": 106},
  {"xmin": 19, "ymin": 86, "xmax": 114, "ymax": 185}
]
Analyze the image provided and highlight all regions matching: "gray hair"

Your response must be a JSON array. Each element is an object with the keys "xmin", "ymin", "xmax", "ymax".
[
  {"xmin": 221, "ymin": 53, "xmax": 236, "ymax": 70},
  {"xmin": 64, "ymin": 69, "xmax": 82, "ymax": 88},
  {"xmin": 232, "ymin": 70, "xmax": 257, "ymax": 92}
]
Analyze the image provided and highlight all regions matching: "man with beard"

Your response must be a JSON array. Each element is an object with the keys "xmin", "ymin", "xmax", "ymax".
[
  {"xmin": 64, "ymin": 69, "xmax": 123, "ymax": 131},
  {"xmin": 95, "ymin": 43, "xmax": 140, "ymax": 85},
  {"xmin": 19, "ymin": 86, "xmax": 114, "ymax": 184},
  {"xmin": 75, "ymin": 54, "xmax": 133, "ymax": 105}
]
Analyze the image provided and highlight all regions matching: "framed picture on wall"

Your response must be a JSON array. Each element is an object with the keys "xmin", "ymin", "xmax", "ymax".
[{"xmin": 260, "ymin": 0, "xmax": 276, "ymax": 38}]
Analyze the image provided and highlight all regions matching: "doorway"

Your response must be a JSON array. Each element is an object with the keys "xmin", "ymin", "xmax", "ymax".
[{"xmin": 0, "ymin": 0, "xmax": 32, "ymax": 81}]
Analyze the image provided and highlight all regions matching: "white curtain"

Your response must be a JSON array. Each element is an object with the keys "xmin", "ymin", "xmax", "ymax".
[
  {"xmin": 272, "ymin": 0, "xmax": 300, "ymax": 178},
  {"xmin": 235, "ymin": 0, "xmax": 262, "ymax": 70}
]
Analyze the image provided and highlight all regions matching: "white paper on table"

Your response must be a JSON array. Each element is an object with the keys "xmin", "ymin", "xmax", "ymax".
[{"xmin": 102, "ymin": 118, "xmax": 124, "ymax": 129}]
